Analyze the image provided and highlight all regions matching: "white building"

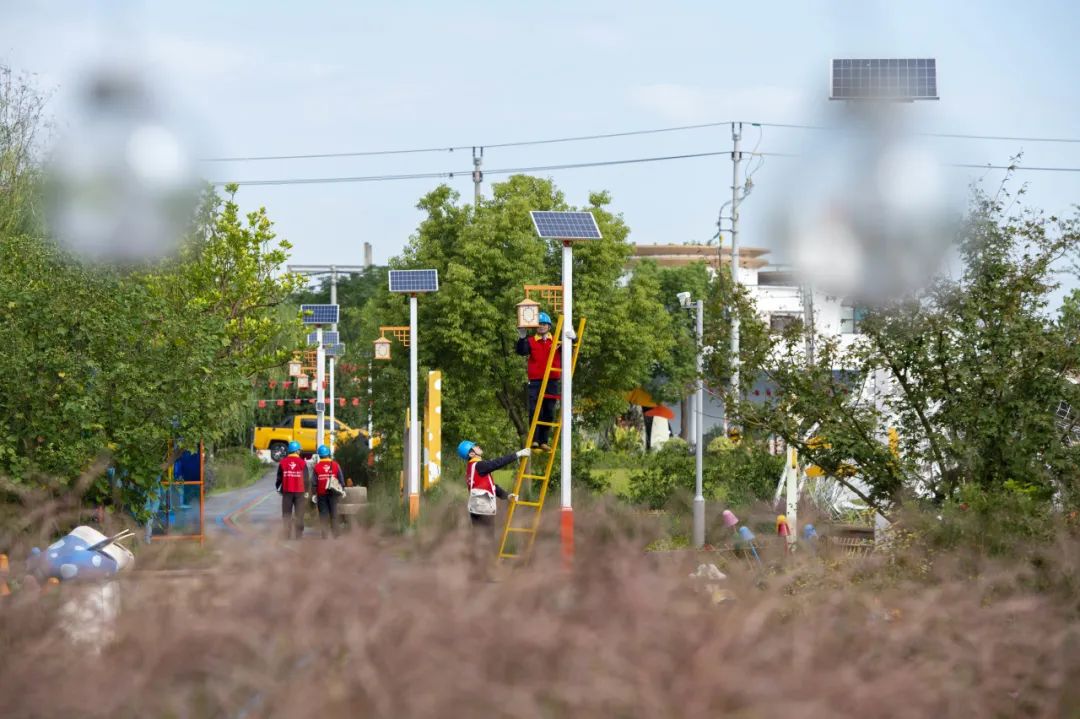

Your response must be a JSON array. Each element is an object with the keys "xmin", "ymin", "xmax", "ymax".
[{"xmin": 627, "ymin": 244, "xmax": 867, "ymax": 441}]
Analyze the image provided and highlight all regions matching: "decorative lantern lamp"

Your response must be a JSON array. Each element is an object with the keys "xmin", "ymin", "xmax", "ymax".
[
  {"xmin": 373, "ymin": 336, "xmax": 392, "ymax": 361},
  {"xmin": 288, "ymin": 360, "xmax": 302, "ymax": 377},
  {"xmin": 297, "ymin": 374, "xmax": 310, "ymax": 389},
  {"xmin": 516, "ymin": 297, "xmax": 541, "ymax": 329}
]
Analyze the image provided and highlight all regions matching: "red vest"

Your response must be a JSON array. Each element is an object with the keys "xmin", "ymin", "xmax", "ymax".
[
  {"xmin": 525, "ymin": 334, "xmax": 561, "ymax": 381},
  {"xmin": 466, "ymin": 460, "xmax": 496, "ymax": 496},
  {"xmin": 279, "ymin": 455, "xmax": 307, "ymax": 493},
  {"xmin": 313, "ymin": 460, "xmax": 342, "ymax": 496}
]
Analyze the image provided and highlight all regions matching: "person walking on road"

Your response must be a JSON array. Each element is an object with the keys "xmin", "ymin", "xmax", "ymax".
[
  {"xmin": 458, "ymin": 440, "xmax": 529, "ymax": 577},
  {"xmin": 311, "ymin": 444, "xmax": 345, "ymax": 539},
  {"xmin": 276, "ymin": 441, "xmax": 310, "ymax": 540}
]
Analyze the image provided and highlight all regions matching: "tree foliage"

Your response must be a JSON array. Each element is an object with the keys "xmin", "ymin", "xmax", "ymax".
[
  {"xmin": 732, "ymin": 183, "xmax": 1080, "ymax": 513},
  {"xmin": 0, "ymin": 73, "xmax": 302, "ymax": 520},
  {"xmin": 357, "ymin": 176, "xmax": 680, "ymax": 477}
]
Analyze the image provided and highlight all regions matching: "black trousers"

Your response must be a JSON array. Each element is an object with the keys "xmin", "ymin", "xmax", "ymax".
[
  {"xmin": 281, "ymin": 492, "xmax": 306, "ymax": 540},
  {"xmin": 527, "ymin": 379, "xmax": 560, "ymax": 444},
  {"xmin": 316, "ymin": 493, "xmax": 339, "ymax": 538}
]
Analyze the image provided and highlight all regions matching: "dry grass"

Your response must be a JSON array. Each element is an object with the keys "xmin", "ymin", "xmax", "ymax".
[{"xmin": 1, "ymin": 495, "xmax": 1079, "ymax": 718}]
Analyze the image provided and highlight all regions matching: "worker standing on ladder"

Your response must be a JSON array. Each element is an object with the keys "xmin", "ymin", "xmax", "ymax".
[
  {"xmin": 458, "ymin": 440, "xmax": 528, "ymax": 577},
  {"xmin": 516, "ymin": 312, "xmax": 562, "ymax": 452}
]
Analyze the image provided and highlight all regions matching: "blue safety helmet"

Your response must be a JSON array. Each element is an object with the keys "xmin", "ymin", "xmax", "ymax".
[
  {"xmin": 287, "ymin": 440, "xmax": 302, "ymax": 454},
  {"xmin": 317, "ymin": 444, "xmax": 331, "ymax": 458},
  {"xmin": 538, "ymin": 312, "xmax": 552, "ymax": 326},
  {"xmin": 457, "ymin": 440, "xmax": 477, "ymax": 460}
]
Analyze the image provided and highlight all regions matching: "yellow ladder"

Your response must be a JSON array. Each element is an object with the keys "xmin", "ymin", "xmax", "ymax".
[{"xmin": 498, "ymin": 314, "xmax": 586, "ymax": 561}]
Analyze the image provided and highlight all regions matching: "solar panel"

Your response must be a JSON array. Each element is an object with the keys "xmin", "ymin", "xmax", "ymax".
[
  {"xmin": 388, "ymin": 269, "xmax": 439, "ymax": 293},
  {"xmin": 830, "ymin": 58, "xmax": 938, "ymax": 101},
  {"xmin": 300, "ymin": 304, "xmax": 340, "ymax": 325},
  {"xmin": 530, "ymin": 211, "xmax": 602, "ymax": 240},
  {"xmin": 326, "ymin": 343, "xmax": 346, "ymax": 358},
  {"xmin": 307, "ymin": 331, "xmax": 340, "ymax": 346}
]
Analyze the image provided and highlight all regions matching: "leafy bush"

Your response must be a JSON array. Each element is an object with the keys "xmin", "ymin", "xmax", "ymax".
[
  {"xmin": 207, "ymin": 447, "xmax": 263, "ymax": 492},
  {"xmin": 627, "ymin": 439, "xmax": 694, "ymax": 509},
  {"xmin": 626, "ymin": 438, "xmax": 782, "ymax": 510},
  {"xmin": 333, "ymin": 434, "xmax": 370, "ymax": 487},
  {"xmin": 706, "ymin": 444, "xmax": 784, "ymax": 507},
  {"xmin": 610, "ymin": 425, "xmax": 643, "ymax": 455}
]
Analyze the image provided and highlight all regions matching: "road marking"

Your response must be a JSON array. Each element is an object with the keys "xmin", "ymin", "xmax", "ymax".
[{"xmin": 223, "ymin": 492, "xmax": 275, "ymax": 535}]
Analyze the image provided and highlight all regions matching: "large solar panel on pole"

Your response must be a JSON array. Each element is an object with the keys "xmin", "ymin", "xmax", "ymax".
[
  {"xmin": 307, "ymin": 331, "xmax": 340, "ymax": 346},
  {"xmin": 530, "ymin": 211, "xmax": 602, "ymax": 240},
  {"xmin": 300, "ymin": 304, "xmax": 340, "ymax": 325},
  {"xmin": 830, "ymin": 58, "xmax": 938, "ymax": 101},
  {"xmin": 326, "ymin": 343, "xmax": 346, "ymax": 358},
  {"xmin": 388, "ymin": 269, "xmax": 439, "ymax": 293}
]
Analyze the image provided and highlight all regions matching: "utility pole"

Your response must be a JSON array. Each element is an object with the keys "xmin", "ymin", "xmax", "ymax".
[
  {"xmin": 801, "ymin": 281, "xmax": 816, "ymax": 366},
  {"xmin": 729, "ymin": 122, "xmax": 743, "ymax": 416},
  {"xmin": 472, "ymin": 146, "xmax": 484, "ymax": 208}
]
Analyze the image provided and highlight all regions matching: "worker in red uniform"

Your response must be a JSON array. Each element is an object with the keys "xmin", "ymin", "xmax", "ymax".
[
  {"xmin": 516, "ymin": 312, "xmax": 565, "ymax": 451},
  {"xmin": 275, "ymin": 441, "xmax": 310, "ymax": 540},
  {"xmin": 458, "ymin": 439, "xmax": 529, "ymax": 578},
  {"xmin": 311, "ymin": 444, "xmax": 345, "ymax": 538}
]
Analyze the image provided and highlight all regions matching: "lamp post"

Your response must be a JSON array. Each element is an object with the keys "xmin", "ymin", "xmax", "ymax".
[
  {"xmin": 528, "ymin": 212, "xmax": 602, "ymax": 564},
  {"xmin": 289, "ymin": 263, "xmax": 368, "ymax": 450},
  {"xmin": 679, "ymin": 292, "xmax": 706, "ymax": 548},
  {"xmin": 386, "ymin": 270, "xmax": 439, "ymax": 524}
]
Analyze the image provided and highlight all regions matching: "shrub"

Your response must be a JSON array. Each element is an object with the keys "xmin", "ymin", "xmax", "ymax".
[{"xmin": 334, "ymin": 434, "xmax": 370, "ymax": 487}]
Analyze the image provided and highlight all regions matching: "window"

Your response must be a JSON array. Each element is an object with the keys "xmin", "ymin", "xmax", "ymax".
[
  {"xmin": 769, "ymin": 313, "xmax": 800, "ymax": 334},
  {"xmin": 300, "ymin": 419, "xmax": 318, "ymax": 430},
  {"xmin": 277, "ymin": 416, "xmax": 294, "ymax": 428},
  {"xmin": 840, "ymin": 304, "xmax": 867, "ymax": 334}
]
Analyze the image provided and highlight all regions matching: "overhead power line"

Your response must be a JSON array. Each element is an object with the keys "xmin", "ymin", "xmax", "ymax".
[
  {"xmin": 213, "ymin": 151, "xmax": 1080, "ymax": 187},
  {"xmin": 201, "ymin": 120, "xmax": 1080, "ymax": 164},
  {"xmin": 201, "ymin": 120, "xmax": 737, "ymax": 163},
  {"xmin": 212, "ymin": 150, "xmax": 795, "ymax": 187}
]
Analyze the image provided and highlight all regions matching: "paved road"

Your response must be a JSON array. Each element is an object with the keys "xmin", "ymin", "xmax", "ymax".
[{"xmin": 205, "ymin": 464, "xmax": 320, "ymax": 538}]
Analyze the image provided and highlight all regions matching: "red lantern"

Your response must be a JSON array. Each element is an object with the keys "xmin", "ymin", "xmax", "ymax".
[
  {"xmin": 352, "ymin": 398, "xmax": 360, "ymax": 406},
  {"xmin": 269, "ymin": 380, "xmax": 278, "ymax": 389},
  {"xmin": 284, "ymin": 381, "xmax": 292, "ymax": 389},
  {"xmin": 276, "ymin": 400, "xmax": 285, "ymax": 407},
  {"xmin": 293, "ymin": 399, "xmax": 301, "ymax": 405},
  {"xmin": 339, "ymin": 398, "xmax": 346, "ymax": 406},
  {"xmin": 258, "ymin": 400, "xmax": 266, "ymax": 408}
]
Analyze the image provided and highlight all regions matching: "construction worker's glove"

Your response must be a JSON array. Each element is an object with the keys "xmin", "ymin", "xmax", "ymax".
[
  {"xmin": 508, "ymin": 493, "xmax": 518, "ymax": 503},
  {"xmin": 311, "ymin": 493, "xmax": 318, "ymax": 505},
  {"xmin": 515, "ymin": 448, "xmax": 532, "ymax": 458},
  {"xmin": 518, "ymin": 328, "xmax": 528, "ymax": 338},
  {"xmin": 565, "ymin": 328, "xmax": 577, "ymax": 342}
]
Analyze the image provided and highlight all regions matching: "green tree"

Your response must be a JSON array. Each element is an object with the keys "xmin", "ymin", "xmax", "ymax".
[
  {"xmin": 359, "ymin": 176, "xmax": 679, "ymax": 480},
  {"xmin": 732, "ymin": 184, "xmax": 1080, "ymax": 514}
]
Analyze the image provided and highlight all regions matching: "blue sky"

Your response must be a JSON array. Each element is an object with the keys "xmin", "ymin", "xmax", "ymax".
[{"xmin": 4, "ymin": 0, "xmax": 1079, "ymax": 271}]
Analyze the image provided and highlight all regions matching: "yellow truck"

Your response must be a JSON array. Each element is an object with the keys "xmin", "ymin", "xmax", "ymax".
[{"xmin": 253, "ymin": 414, "xmax": 373, "ymax": 461}]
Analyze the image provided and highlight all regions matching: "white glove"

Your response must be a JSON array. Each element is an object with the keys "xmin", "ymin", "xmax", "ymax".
[
  {"xmin": 518, "ymin": 328, "xmax": 528, "ymax": 338},
  {"xmin": 515, "ymin": 448, "xmax": 531, "ymax": 458},
  {"xmin": 508, "ymin": 493, "xmax": 518, "ymax": 503},
  {"xmin": 565, "ymin": 328, "xmax": 577, "ymax": 342}
]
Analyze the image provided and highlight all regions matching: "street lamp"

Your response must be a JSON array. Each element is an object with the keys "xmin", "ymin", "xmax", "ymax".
[
  {"xmin": 516, "ymin": 297, "xmax": 541, "ymax": 329},
  {"xmin": 679, "ymin": 291, "xmax": 706, "ymax": 548},
  {"xmin": 529, "ymin": 211, "xmax": 602, "ymax": 564},
  {"xmin": 387, "ymin": 269, "xmax": 439, "ymax": 524},
  {"xmin": 300, "ymin": 304, "xmax": 340, "ymax": 450}
]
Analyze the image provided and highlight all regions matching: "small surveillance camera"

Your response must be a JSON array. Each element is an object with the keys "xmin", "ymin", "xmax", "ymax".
[{"xmin": 677, "ymin": 292, "xmax": 691, "ymax": 309}]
